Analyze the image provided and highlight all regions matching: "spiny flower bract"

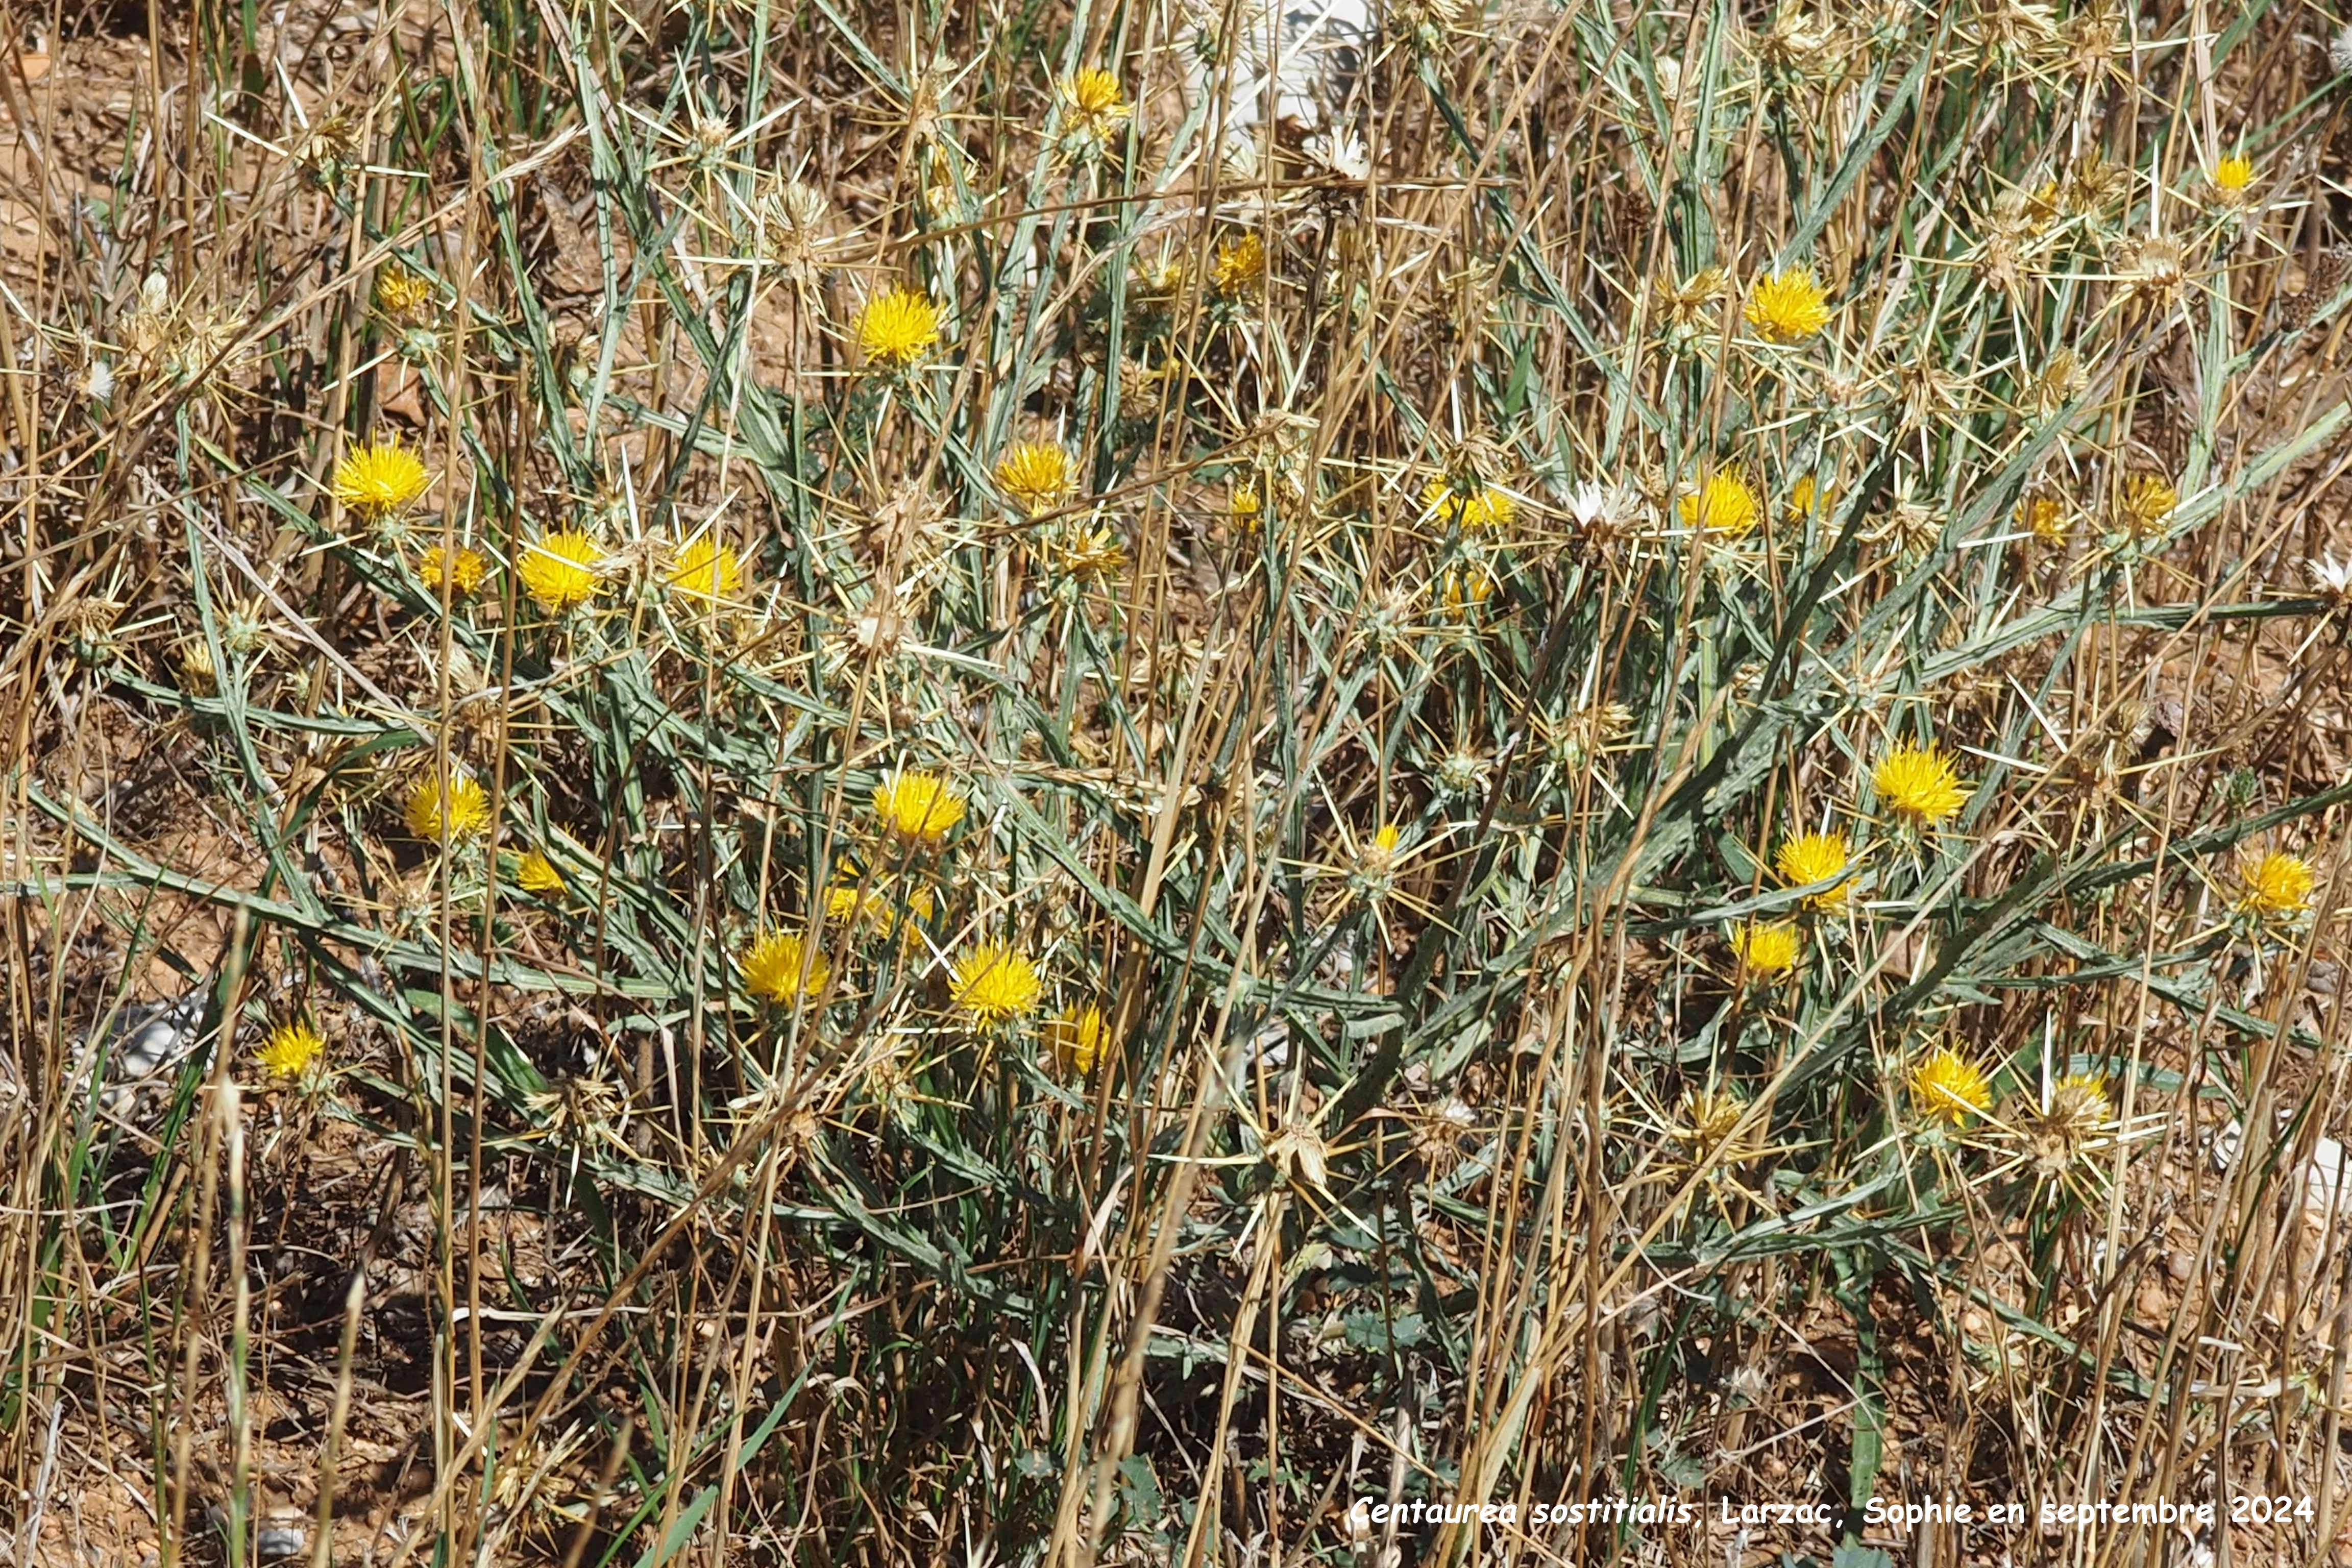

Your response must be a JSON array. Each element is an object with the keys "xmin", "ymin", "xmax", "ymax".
[
  {"xmin": 742, "ymin": 930, "xmax": 830, "ymax": 1004},
  {"xmin": 518, "ymin": 531, "xmax": 604, "ymax": 614},
  {"xmin": 404, "ymin": 769, "xmax": 493, "ymax": 842},
  {"xmin": 873, "ymin": 769, "xmax": 966, "ymax": 843},
  {"xmin": 333, "ymin": 439, "xmax": 429, "ymax": 520},
  {"xmin": 1774, "ymin": 831, "xmax": 1852, "ymax": 910},
  {"xmin": 1744, "ymin": 266, "xmax": 1833, "ymax": 341},
  {"xmin": 256, "ymin": 1019, "xmax": 326, "ymax": 1081},
  {"xmin": 995, "ymin": 442, "xmax": 1078, "ymax": 517},
  {"xmin": 1873, "ymin": 743, "xmax": 1969, "ymax": 825},
  {"xmin": 1907, "ymin": 1045, "xmax": 1993, "ymax": 1129},
  {"xmin": 953, "ymin": 941, "xmax": 1043, "ymax": 1026},
  {"xmin": 856, "ymin": 286, "xmax": 942, "ymax": 368}
]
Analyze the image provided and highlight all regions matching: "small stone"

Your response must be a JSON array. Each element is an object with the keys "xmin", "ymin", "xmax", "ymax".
[
  {"xmin": 256, "ymin": 1525, "xmax": 304, "ymax": 1561},
  {"xmin": 2166, "ymin": 1250, "xmax": 2195, "ymax": 1283}
]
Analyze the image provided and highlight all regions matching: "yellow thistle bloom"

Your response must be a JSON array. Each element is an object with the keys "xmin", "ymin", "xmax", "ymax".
[
  {"xmin": 826, "ymin": 877, "xmax": 937, "ymax": 936},
  {"xmin": 2236, "ymin": 850, "xmax": 2315, "ymax": 917},
  {"xmin": 1744, "ymin": 266, "xmax": 1833, "ymax": 342},
  {"xmin": 404, "ymin": 768, "xmax": 493, "ymax": 842},
  {"xmin": 667, "ymin": 535, "xmax": 742, "ymax": 601},
  {"xmin": 256, "ymin": 1019, "xmax": 326, "ymax": 1081},
  {"xmin": 1907, "ymin": 1045, "xmax": 1993, "ymax": 1129},
  {"xmin": 855, "ymin": 285, "xmax": 942, "ymax": 368},
  {"xmin": 373, "ymin": 262, "xmax": 435, "ymax": 319},
  {"xmin": 517, "ymin": 531, "xmax": 604, "ymax": 614},
  {"xmin": 1421, "ymin": 479, "xmax": 1516, "ymax": 532},
  {"xmin": 2118, "ymin": 473, "xmax": 2176, "ymax": 536},
  {"xmin": 1787, "ymin": 473, "xmax": 1828, "ymax": 519},
  {"xmin": 873, "ymin": 769, "xmax": 966, "ymax": 844},
  {"xmin": 1044, "ymin": 1000, "xmax": 1108, "ymax": 1076},
  {"xmin": 1058, "ymin": 68, "xmax": 1130, "ymax": 142},
  {"xmin": 2019, "ymin": 495, "xmax": 2069, "ymax": 545},
  {"xmin": 1678, "ymin": 473, "xmax": 1760, "ymax": 538},
  {"xmin": 2208, "ymin": 154, "xmax": 2256, "ymax": 199},
  {"xmin": 741, "ymin": 930, "xmax": 830, "ymax": 1005},
  {"xmin": 1436, "ymin": 559, "xmax": 1495, "ymax": 621},
  {"xmin": 1872, "ymin": 743, "xmax": 1969, "ymax": 825},
  {"xmin": 516, "ymin": 851, "xmax": 566, "ymax": 897},
  {"xmin": 995, "ymin": 442, "xmax": 1078, "ymax": 517},
  {"xmin": 420, "ymin": 542, "xmax": 487, "ymax": 596},
  {"xmin": 1773, "ymin": 830, "xmax": 1852, "ymax": 911},
  {"xmin": 1676, "ymin": 1085, "xmax": 1748, "ymax": 1157},
  {"xmin": 1729, "ymin": 920, "xmax": 1803, "ymax": 975},
  {"xmin": 1212, "ymin": 233, "xmax": 1267, "ymax": 299},
  {"xmin": 1230, "ymin": 481, "xmax": 1265, "ymax": 523},
  {"xmin": 333, "ymin": 439, "xmax": 430, "ymax": 520},
  {"xmin": 953, "ymin": 940, "xmax": 1043, "ymax": 1026}
]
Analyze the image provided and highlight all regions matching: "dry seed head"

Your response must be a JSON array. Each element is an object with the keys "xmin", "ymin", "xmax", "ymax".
[{"xmin": 2027, "ymin": 348, "xmax": 2088, "ymax": 415}]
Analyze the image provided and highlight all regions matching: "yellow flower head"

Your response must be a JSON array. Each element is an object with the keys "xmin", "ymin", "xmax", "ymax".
[
  {"xmin": 373, "ymin": 262, "xmax": 435, "ymax": 320},
  {"xmin": 856, "ymin": 285, "xmax": 942, "ymax": 368},
  {"xmin": 1787, "ymin": 473, "xmax": 1828, "ymax": 520},
  {"xmin": 1436, "ymin": 559, "xmax": 1495, "ymax": 621},
  {"xmin": 953, "ymin": 940, "xmax": 1043, "ymax": 1026},
  {"xmin": 826, "ymin": 876, "xmax": 937, "ymax": 936},
  {"xmin": 1212, "ymin": 233, "xmax": 1267, "ymax": 299},
  {"xmin": 995, "ymin": 441, "xmax": 1079, "ymax": 517},
  {"xmin": 1421, "ymin": 478, "xmax": 1516, "ymax": 532},
  {"xmin": 2019, "ymin": 495, "xmax": 2069, "ymax": 546},
  {"xmin": 517, "ymin": 531, "xmax": 604, "ymax": 614},
  {"xmin": 1678, "ymin": 473, "xmax": 1760, "ymax": 537},
  {"xmin": 1773, "ymin": 830, "xmax": 1852, "ymax": 910},
  {"xmin": 1058, "ymin": 68, "xmax": 1130, "ymax": 143},
  {"xmin": 873, "ymin": 769, "xmax": 966, "ymax": 844},
  {"xmin": 420, "ymin": 542, "xmax": 488, "ymax": 596},
  {"xmin": 2118, "ymin": 473, "xmax": 2177, "ymax": 536},
  {"xmin": 667, "ymin": 535, "xmax": 742, "ymax": 601},
  {"xmin": 404, "ymin": 769, "xmax": 493, "ymax": 842},
  {"xmin": 2236, "ymin": 850, "xmax": 2315, "ymax": 918},
  {"xmin": 1044, "ymin": 1000, "xmax": 1108, "ymax": 1076},
  {"xmin": 1872, "ymin": 743, "xmax": 1969, "ymax": 825},
  {"xmin": 2209, "ymin": 154, "xmax": 2256, "ymax": 198},
  {"xmin": 1907, "ymin": 1044, "xmax": 1993, "ymax": 1129},
  {"xmin": 1744, "ymin": 266, "xmax": 1833, "ymax": 342},
  {"xmin": 256, "ymin": 1019, "xmax": 326, "ymax": 1081},
  {"xmin": 742, "ymin": 929, "xmax": 830, "ymax": 1005},
  {"xmin": 1676, "ymin": 1085, "xmax": 1747, "ymax": 1155},
  {"xmin": 1729, "ymin": 920, "xmax": 1803, "ymax": 976},
  {"xmin": 333, "ymin": 438, "xmax": 430, "ymax": 520},
  {"xmin": 1230, "ymin": 480, "xmax": 1265, "ymax": 524},
  {"xmin": 516, "ymin": 851, "xmax": 566, "ymax": 897}
]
